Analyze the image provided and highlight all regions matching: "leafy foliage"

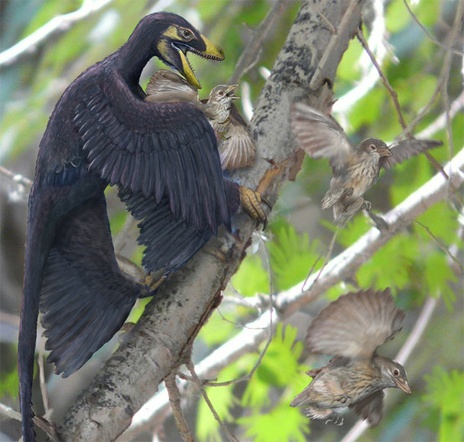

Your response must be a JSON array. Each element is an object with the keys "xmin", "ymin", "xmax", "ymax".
[{"xmin": 423, "ymin": 367, "xmax": 464, "ymax": 442}]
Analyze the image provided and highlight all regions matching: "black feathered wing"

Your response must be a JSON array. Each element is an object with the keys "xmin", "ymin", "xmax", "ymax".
[
  {"xmin": 119, "ymin": 180, "xmax": 241, "ymax": 275},
  {"xmin": 40, "ymin": 195, "xmax": 140, "ymax": 376},
  {"xmin": 73, "ymin": 71, "xmax": 230, "ymax": 234}
]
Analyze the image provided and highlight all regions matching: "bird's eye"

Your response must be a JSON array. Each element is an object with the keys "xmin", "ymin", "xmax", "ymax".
[
  {"xmin": 217, "ymin": 90, "xmax": 224, "ymax": 96},
  {"xmin": 369, "ymin": 144, "xmax": 377, "ymax": 151},
  {"xmin": 393, "ymin": 369, "xmax": 400, "ymax": 376}
]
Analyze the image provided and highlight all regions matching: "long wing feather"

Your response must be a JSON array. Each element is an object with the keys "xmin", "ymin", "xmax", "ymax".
[{"xmin": 305, "ymin": 288, "xmax": 405, "ymax": 360}]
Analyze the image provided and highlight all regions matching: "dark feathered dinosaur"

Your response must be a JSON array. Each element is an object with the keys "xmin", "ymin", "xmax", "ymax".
[{"xmin": 19, "ymin": 12, "xmax": 265, "ymax": 440}]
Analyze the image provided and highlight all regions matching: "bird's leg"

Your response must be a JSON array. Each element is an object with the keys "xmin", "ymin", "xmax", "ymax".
[
  {"xmin": 239, "ymin": 186, "xmax": 270, "ymax": 229},
  {"xmin": 361, "ymin": 200, "xmax": 389, "ymax": 231},
  {"xmin": 366, "ymin": 210, "xmax": 389, "ymax": 231},
  {"xmin": 344, "ymin": 196, "xmax": 366, "ymax": 216}
]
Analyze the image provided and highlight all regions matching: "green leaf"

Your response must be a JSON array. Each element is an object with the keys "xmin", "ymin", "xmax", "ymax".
[
  {"xmin": 267, "ymin": 219, "xmax": 319, "ymax": 291},
  {"xmin": 239, "ymin": 403, "xmax": 310, "ymax": 442},
  {"xmin": 242, "ymin": 324, "xmax": 307, "ymax": 407},
  {"xmin": 423, "ymin": 367, "xmax": 464, "ymax": 442},
  {"xmin": 231, "ymin": 254, "xmax": 269, "ymax": 296},
  {"xmin": 0, "ymin": 368, "xmax": 19, "ymax": 399}
]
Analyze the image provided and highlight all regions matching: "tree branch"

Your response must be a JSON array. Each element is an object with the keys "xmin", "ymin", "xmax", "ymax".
[{"xmin": 0, "ymin": 0, "xmax": 112, "ymax": 68}]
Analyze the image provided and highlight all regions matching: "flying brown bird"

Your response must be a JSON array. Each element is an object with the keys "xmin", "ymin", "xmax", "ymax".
[
  {"xmin": 146, "ymin": 70, "xmax": 255, "ymax": 169},
  {"xmin": 291, "ymin": 288, "xmax": 411, "ymax": 426},
  {"xmin": 290, "ymin": 103, "xmax": 442, "ymax": 225}
]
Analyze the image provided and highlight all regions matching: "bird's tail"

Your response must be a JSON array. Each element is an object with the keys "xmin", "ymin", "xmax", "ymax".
[{"xmin": 19, "ymin": 205, "xmax": 53, "ymax": 441}]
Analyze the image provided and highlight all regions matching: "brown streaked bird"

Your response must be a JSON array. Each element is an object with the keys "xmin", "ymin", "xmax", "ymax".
[
  {"xmin": 290, "ymin": 103, "xmax": 442, "ymax": 225},
  {"xmin": 291, "ymin": 288, "xmax": 411, "ymax": 426},
  {"xmin": 146, "ymin": 70, "xmax": 256, "ymax": 169}
]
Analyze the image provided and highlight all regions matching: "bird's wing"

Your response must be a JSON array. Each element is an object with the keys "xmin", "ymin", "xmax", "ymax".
[
  {"xmin": 118, "ymin": 179, "xmax": 241, "ymax": 275},
  {"xmin": 219, "ymin": 123, "xmax": 255, "ymax": 170},
  {"xmin": 145, "ymin": 70, "xmax": 199, "ymax": 104},
  {"xmin": 349, "ymin": 390, "xmax": 384, "ymax": 426},
  {"xmin": 290, "ymin": 103, "xmax": 354, "ymax": 171},
  {"xmin": 40, "ymin": 194, "xmax": 140, "ymax": 377},
  {"xmin": 74, "ymin": 74, "xmax": 229, "ymax": 234},
  {"xmin": 380, "ymin": 139, "xmax": 443, "ymax": 169},
  {"xmin": 118, "ymin": 190, "xmax": 213, "ymax": 275},
  {"xmin": 305, "ymin": 288, "xmax": 405, "ymax": 360}
]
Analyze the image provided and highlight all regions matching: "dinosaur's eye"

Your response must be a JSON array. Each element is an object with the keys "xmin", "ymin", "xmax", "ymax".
[{"xmin": 179, "ymin": 27, "xmax": 194, "ymax": 41}]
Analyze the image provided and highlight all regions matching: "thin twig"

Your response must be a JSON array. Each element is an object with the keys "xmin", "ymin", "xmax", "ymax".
[
  {"xmin": 0, "ymin": 0, "xmax": 112, "ymax": 68},
  {"xmin": 356, "ymin": 27, "xmax": 452, "ymax": 182},
  {"xmin": 414, "ymin": 220, "xmax": 464, "ymax": 272},
  {"xmin": 229, "ymin": 0, "xmax": 292, "ymax": 84},
  {"xmin": 165, "ymin": 374, "xmax": 195, "ymax": 442},
  {"xmin": 402, "ymin": 0, "xmax": 463, "ymax": 56},
  {"xmin": 186, "ymin": 361, "xmax": 239, "ymax": 442},
  {"xmin": 356, "ymin": 27, "xmax": 408, "ymax": 131}
]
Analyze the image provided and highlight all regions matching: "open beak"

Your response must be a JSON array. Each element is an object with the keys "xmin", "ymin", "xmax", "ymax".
[
  {"xmin": 176, "ymin": 34, "xmax": 224, "ymax": 89},
  {"xmin": 225, "ymin": 84, "xmax": 239, "ymax": 100},
  {"xmin": 395, "ymin": 378, "xmax": 412, "ymax": 394}
]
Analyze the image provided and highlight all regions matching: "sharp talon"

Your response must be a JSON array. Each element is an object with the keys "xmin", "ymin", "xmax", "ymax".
[
  {"xmin": 141, "ymin": 273, "xmax": 166, "ymax": 297},
  {"xmin": 239, "ymin": 186, "xmax": 268, "ymax": 228},
  {"xmin": 261, "ymin": 196, "xmax": 272, "ymax": 210}
]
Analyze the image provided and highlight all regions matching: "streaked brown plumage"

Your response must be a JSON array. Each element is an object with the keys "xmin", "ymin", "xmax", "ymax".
[
  {"xmin": 291, "ymin": 288, "xmax": 411, "ymax": 426},
  {"xmin": 290, "ymin": 103, "xmax": 442, "ymax": 225},
  {"xmin": 146, "ymin": 69, "xmax": 255, "ymax": 169}
]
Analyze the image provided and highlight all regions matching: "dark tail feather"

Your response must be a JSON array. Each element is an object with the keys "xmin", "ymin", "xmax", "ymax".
[
  {"xmin": 19, "ymin": 253, "xmax": 42, "ymax": 442},
  {"xmin": 19, "ymin": 205, "xmax": 54, "ymax": 441}
]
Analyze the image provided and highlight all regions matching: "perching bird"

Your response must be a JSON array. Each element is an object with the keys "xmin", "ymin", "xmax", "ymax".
[
  {"xmin": 290, "ymin": 103, "xmax": 442, "ymax": 225},
  {"xmin": 19, "ymin": 12, "xmax": 266, "ymax": 441},
  {"xmin": 291, "ymin": 288, "xmax": 411, "ymax": 426},
  {"xmin": 146, "ymin": 69, "xmax": 256, "ymax": 169}
]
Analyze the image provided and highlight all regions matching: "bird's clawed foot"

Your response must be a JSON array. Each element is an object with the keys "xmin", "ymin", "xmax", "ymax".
[
  {"xmin": 361, "ymin": 199, "xmax": 372, "ymax": 212},
  {"xmin": 326, "ymin": 413, "xmax": 344, "ymax": 426},
  {"xmin": 239, "ymin": 186, "xmax": 270, "ymax": 229}
]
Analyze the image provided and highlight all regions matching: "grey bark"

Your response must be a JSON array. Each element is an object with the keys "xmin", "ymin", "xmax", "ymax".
[{"xmin": 58, "ymin": 0, "xmax": 366, "ymax": 440}]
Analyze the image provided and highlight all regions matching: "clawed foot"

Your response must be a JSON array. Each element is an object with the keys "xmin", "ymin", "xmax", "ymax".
[
  {"xmin": 361, "ymin": 200, "xmax": 372, "ymax": 212},
  {"xmin": 140, "ymin": 272, "xmax": 166, "ymax": 297},
  {"xmin": 239, "ymin": 186, "xmax": 270, "ymax": 229},
  {"xmin": 325, "ymin": 413, "xmax": 344, "ymax": 426}
]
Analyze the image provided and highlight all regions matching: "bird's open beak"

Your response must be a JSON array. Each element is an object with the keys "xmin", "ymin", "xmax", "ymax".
[
  {"xmin": 225, "ymin": 84, "xmax": 239, "ymax": 100},
  {"xmin": 378, "ymin": 146, "xmax": 393, "ymax": 157},
  {"xmin": 395, "ymin": 378, "xmax": 412, "ymax": 394}
]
